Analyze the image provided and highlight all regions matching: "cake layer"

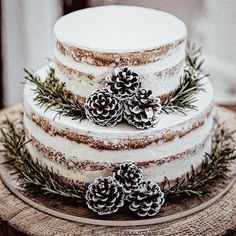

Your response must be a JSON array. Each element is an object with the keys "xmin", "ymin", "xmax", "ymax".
[
  {"xmin": 25, "ymin": 133, "xmax": 211, "ymax": 185},
  {"xmin": 53, "ymin": 49, "xmax": 185, "ymax": 101},
  {"xmin": 23, "ymin": 66, "xmax": 213, "ymax": 185},
  {"xmin": 53, "ymin": 6, "xmax": 187, "ymax": 101},
  {"xmin": 54, "ymin": 6, "xmax": 186, "ymax": 52}
]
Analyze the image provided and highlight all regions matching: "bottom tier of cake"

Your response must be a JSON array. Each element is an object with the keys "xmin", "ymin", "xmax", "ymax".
[{"xmin": 23, "ymin": 66, "xmax": 214, "ymax": 186}]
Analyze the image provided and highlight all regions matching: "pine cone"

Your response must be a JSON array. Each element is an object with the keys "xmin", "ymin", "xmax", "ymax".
[
  {"xmin": 113, "ymin": 163, "xmax": 143, "ymax": 194},
  {"xmin": 126, "ymin": 180, "xmax": 165, "ymax": 217},
  {"xmin": 84, "ymin": 89, "xmax": 123, "ymax": 127},
  {"xmin": 85, "ymin": 176, "xmax": 125, "ymax": 215},
  {"xmin": 105, "ymin": 67, "xmax": 141, "ymax": 100},
  {"xmin": 124, "ymin": 89, "xmax": 162, "ymax": 129}
]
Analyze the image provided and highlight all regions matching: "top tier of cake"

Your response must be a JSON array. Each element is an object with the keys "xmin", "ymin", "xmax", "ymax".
[{"xmin": 54, "ymin": 6, "xmax": 187, "ymax": 101}]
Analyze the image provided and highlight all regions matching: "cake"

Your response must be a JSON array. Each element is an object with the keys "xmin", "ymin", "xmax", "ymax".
[{"xmin": 23, "ymin": 5, "xmax": 213, "ymax": 188}]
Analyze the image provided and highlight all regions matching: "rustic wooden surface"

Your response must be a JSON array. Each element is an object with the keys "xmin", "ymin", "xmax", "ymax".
[{"xmin": 0, "ymin": 104, "xmax": 236, "ymax": 236}]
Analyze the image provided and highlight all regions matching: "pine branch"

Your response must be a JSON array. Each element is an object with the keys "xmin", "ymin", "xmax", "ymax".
[
  {"xmin": 161, "ymin": 44, "xmax": 209, "ymax": 115},
  {"xmin": 161, "ymin": 118, "xmax": 236, "ymax": 200},
  {"xmin": 186, "ymin": 43, "xmax": 205, "ymax": 70},
  {"xmin": 24, "ymin": 67, "xmax": 86, "ymax": 120},
  {"xmin": 0, "ymin": 119, "xmax": 86, "ymax": 201}
]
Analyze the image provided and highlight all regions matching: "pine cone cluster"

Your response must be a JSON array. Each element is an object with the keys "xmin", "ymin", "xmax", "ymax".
[
  {"xmin": 105, "ymin": 67, "xmax": 141, "ymax": 100},
  {"xmin": 124, "ymin": 89, "xmax": 162, "ymax": 129},
  {"xmin": 84, "ymin": 67, "xmax": 162, "ymax": 129},
  {"xmin": 85, "ymin": 176, "xmax": 125, "ymax": 215},
  {"xmin": 127, "ymin": 180, "xmax": 165, "ymax": 217},
  {"xmin": 84, "ymin": 89, "xmax": 123, "ymax": 127},
  {"xmin": 85, "ymin": 163, "xmax": 165, "ymax": 217},
  {"xmin": 113, "ymin": 163, "xmax": 143, "ymax": 194}
]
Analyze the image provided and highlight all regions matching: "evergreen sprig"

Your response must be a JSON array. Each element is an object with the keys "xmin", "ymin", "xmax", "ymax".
[
  {"xmin": 0, "ymin": 118, "xmax": 235, "ymax": 203},
  {"xmin": 186, "ymin": 43, "xmax": 205, "ymax": 70},
  {"xmin": 162, "ymin": 118, "xmax": 236, "ymax": 199},
  {"xmin": 161, "ymin": 44, "xmax": 209, "ymax": 115},
  {"xmin": 24, "ymin": 68, "xmax": 86, "ymax": 120},
  {"xmin": 0, "ymin": 119, "xmax": 86, "ymax": 201}
]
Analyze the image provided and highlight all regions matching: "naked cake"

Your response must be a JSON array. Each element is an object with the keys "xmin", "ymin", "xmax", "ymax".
[{"xmin": 23, "ymin": 5, "xmax": 213, "ymax": 188}]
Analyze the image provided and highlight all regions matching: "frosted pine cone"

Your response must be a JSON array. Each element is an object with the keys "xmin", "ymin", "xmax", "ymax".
[
  {"xmin": 105, "ymin": 67, "xmax": 141, "ymax": 100},
  {"xmin": 126, "ymin": 180, "xmax": 165, "ymax": 217},
  {"xmin": 124, "ymin": 88, "xmax": 162, "ymax": 129},
  {"xmin": 84, "ymin": 89, "xmax": 123, "ymax": 127},
  {"xmin": 85, "ymin": 176, "xmax": 125, "ymax": 215},
  {"xmin": 113, "ymin": 163, "xmax": 143, "ymax": 194}
]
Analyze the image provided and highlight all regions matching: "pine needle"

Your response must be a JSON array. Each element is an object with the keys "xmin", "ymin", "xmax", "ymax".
[
  {"xmin": 161, "ymin": 44, "xmax": 209, "ymax": 115},
  {"xmin": 0, "ymin": 119, "xmax": 86, "ymax": 201},
  {"xmin": 161, "ymin": 118, "xmax": 236, "ymax": 200},
  {"xmin": 24, "ymin": 67, "xmax": 86, "ymax": 120}
]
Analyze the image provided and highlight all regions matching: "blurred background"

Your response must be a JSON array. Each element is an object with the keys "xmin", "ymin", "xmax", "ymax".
[{"xmin": 1, "ymin": 0, "xmax": 236, "ymax": 108}]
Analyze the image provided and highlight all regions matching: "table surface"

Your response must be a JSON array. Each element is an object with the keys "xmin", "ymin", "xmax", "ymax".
[{"xmin": 0, "ymin": 104, "xmax": 236, "ymax": 236}]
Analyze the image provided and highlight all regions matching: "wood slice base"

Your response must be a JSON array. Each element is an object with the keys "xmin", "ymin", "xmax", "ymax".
[{"xmin": 0, "ymin": 104, "xmax": 236, "ymax": 235}]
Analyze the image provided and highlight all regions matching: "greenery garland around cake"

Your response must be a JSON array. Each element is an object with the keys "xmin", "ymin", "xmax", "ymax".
[
  {"xmin": 24, "ymin": 44, "xmax": 208, "ymax": 129},
  {"xmin": 0, "ymin": 118, "xmax": 235, "ymax": 217}
]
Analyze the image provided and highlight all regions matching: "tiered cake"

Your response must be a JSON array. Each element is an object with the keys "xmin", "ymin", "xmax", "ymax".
[{"xmin": 23, "ymin": 6, "xmax": 213, "ymax": 186}]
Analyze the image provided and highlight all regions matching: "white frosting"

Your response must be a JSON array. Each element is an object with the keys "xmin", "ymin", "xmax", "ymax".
[
  {"xmin": 26, "ymin": 135, "xmax": 211, "ymax": 183},
  {"xmin": 144, "ymin": 137, "xmax": 211, "ymax": 182},
  {"xmin": 54, "ymin": 43, "xmax": 185, "ymax": 98},
  {"xmin": 54, "ymin": 5, "xmax": 186, "ymax": 52},
  {"xmin": 24, "ymin": 113, "xmax": 213, "ymax": 163},
  {"xmin": 53, "ymin": 40, "xmax": 185, "ymax": 77}
]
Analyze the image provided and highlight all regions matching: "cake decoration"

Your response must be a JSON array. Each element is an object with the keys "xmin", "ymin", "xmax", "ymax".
[
  {"xmin": 85, "ymin": 163, "xmax": 164, "ymax": 216},
  {"xmin": 25, "ymin": 45, "xmax": 206, "ymax": 128},
  {"xmin": 84, "ymin": 67, "xmax": 161, "ymax": 129},
  {"xmin": 161, "ymin": 45, "xmax": 207, "ymax": 115},
  {"xmin": 124, "ymin": 88, "xmax": 162, "ymax": 129},
  {"xmin": 24, "ymin": 68, "xmax": 86, "ymax": 120},
  {"xmin": 85, "ymin": 176, "xmax": 125, "ymax": 215},
  {"xmin": 105, "ymin": 67, "xmax": 141, "ymax": 100},
  {"xmin": 113, "ymin": 162, "xmax": 143, "ymax": 194},
  {"xmin": 84, "ymin": 89, "xmax": 123, "ymax": 127},
  {"xmin": 127, "ymin": 180, "xmax": 165, "ymax": 217}
]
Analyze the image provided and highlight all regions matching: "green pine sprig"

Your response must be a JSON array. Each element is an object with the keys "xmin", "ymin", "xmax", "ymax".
[
  {"xmin": 186, "ymin": 43, "xmax": 205, "ymax": 70},
  {"xmin": 24, "ymin": 67, "xmax": 86, "ymax": 120},
  {"xmin": 161, "ymin": 44, "xmax": 209, "ymax": 115},
  {"xmin": 0, "ymin": 119, "xmax": 86, "ymax": 201},
  {"xmin": 161, "ymin": 118, "xmax": 236, "ymax": 200}
]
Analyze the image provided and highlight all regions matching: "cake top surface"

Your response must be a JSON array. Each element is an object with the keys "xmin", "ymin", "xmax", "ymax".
[{"xmin": 54, "ymin": 5, "xmax": 186, "ymax": 53}]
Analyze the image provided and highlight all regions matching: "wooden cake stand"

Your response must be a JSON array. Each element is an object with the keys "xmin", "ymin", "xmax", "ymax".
[{"xmin": 0, "ymin": 104, "xmax": 236, "ymax": 236}]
